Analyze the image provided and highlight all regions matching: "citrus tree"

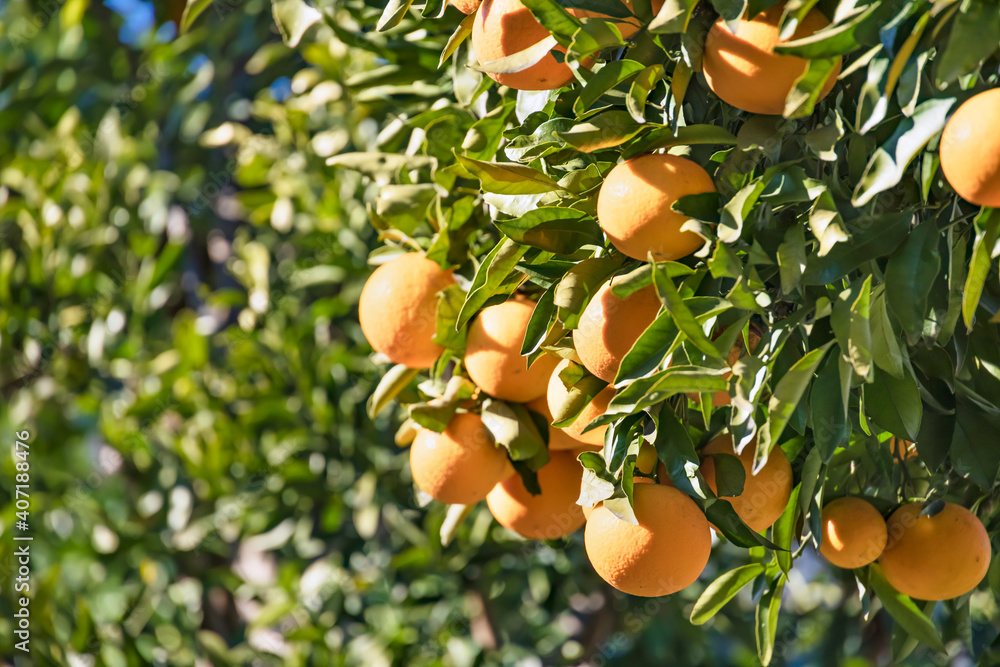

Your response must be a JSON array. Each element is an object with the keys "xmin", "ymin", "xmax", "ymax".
[{"xmin": 287, "ymin": 0, "xmax": 1000, "ymax": 662}]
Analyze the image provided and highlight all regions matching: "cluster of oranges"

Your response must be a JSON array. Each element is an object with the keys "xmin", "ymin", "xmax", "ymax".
[{"xmin": 356, "ymin": 0, "xmax": 998, "ymax": 602}]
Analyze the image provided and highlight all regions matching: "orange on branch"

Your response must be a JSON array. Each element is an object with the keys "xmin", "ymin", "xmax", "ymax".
[
  {"xmin": 597, "ymin": 153, "xmax": 716, "ymax": 262},
  {"xmin": 359, "ymin": 253, "xmax": 455, "ymax": 369},
  {"xmin": 585, "ymin": 484, "xmax": 711, "ymax": 597},
  {"xmin": 573, "ymin": 281, "xmax": 661, "ymax": 383},
  {"xmin": 940, "ymin": 89, "xmax": 1000, "ymax": 208},
  {"xmin": 819, "ymin": 497, "xmax": 887, "ymax": 569},
  {"xmin": 487, "ymin": 450, "xmax": 585, "ymax": 539},
  {"xmin": 465, "ymin": 297, "xmax": 558, "ymax": 403},
  {"xmin": 526, "ymin": 396, "xmax": 599, "ymax": 452},
  {"xmin": 702, "ymin": 4, "xmax": 841, "ymax": 115},
  {"xmin": 699, "ymin": 434, "xmax": 792, "ymax": 533},
  {"xmin": 879, "ymin": 502, "xmax": 991, "ymax": 600},
  {"xmin": 410, "ymin": 413, "xmax": 513, "ymax": 505}
]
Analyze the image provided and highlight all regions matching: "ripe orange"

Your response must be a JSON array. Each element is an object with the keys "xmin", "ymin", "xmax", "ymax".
[
  {"xmin": 879, "ymin": 501, "xmax": 991, "ymax": 600},
  {"xmin": 940, "ymin": 89, "xmax": 1000, "ymax": 208},
  {"xmin": 702, "ymin": 4, "xmax": 842, "ymax": 115},
  {"xmin": 573, "ymin": 280, "xmax": 661, "ymax": 383},
  {"xmin": 487, "ymin": 450, "xmax": 586, "ymax": 539},
  {"xmin": 359, "ymin": 253, "xmax": 455, "ymax": 369},
  {"xmin": 410, "ymin": 413, "xmax": 513, "ymax": 505},
  {"xmin": 465, "ymin": 297, "xmax": 559, "ymax": 403},
  {"xmin": 472, "ymin": 0, "xmax": 664, "ymax": 91},
  {"xmin": 699, "ymin": 434, "xmax": 792, "ymax": 533},
  {"xmin": 450, "ymin": 0, "xmax": 480, "ymax": 14},
  {"xmin": 526, "ymin": 396, "xmax": 599, "ymax": 451},
  {"xmin": 545, "ymin": 359, "xmax": 614, "ymax": 448},
  {"xmin": 689, "ymin": 325, "xmax": 763, "ymax": 406},
  {"xmin": 597, "ymin": 154, "xmax": 716, "ymax": 262},
  {"xmin": 819, "ymin": 497, "xmax": 887, "ymax": 569},
  {"xmin": 585, "ymin": 483, "xmax": 711, "ymax": 596}
]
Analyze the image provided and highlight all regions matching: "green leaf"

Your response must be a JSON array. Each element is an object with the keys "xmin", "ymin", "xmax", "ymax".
[
  {"xmin": 708, "ymin": 453, "xmax": 746, "ymax": 498},
  {"xmin": 865, "ymin": 366, "xmax": 922, "ymax": 441},
  {"xmin": 367, "ymin": 364, "xmax": 420, "ymax": 418},
  {"xmin": 847, "ymin": 275, "xmax": 873, "ymax": 380},
  {"xmin": 602, "ymin": 366, "xmax": 728, "ymax": 419},
  {"xmin": 783, "ymin": 57, "xmax": 839, "ymax": 119},
  {"xmin": 614, "ymin": 310, "xmax": 680, "ymax": 382},
  {"xmin": 577, "ymin": 451, "xmax": 617, "ymax": 507},
  {"xmin": 774, "ymin": 485, "xmax": 801, "ymax": 574},
  {"xmin": 574, "ymin": 60, "xmax": 646, "ymax": 114},
  {"xmin": 652, "ymin": 270, "xmax": 723, "ymax": 359},
  {"xmin": 550, "ymin": 363, "xmax": 608, "ymax": 427},
  {"xmin": 554, "ymin": 256, "xmax": 622, "ymax": 329},
  {"xmin": 870, "ymin": 291, "xmax": 905, "ymax": 378},
  {"xmin": 481, "ymin": 399, "xmax": 550, "ymax": 465},
  {"xmin": 440, "ymin": 12, "xmax": 480, "ymax": 67},
  {"xmin": 802, "ymin": 212, "xmax": 911, "ymax": 285},
  {"xmin": 521, "ymin": 287, "xmax": 558, "ymax": 356},
  {"xmin": 868, "ymin": 564, "xmax": 947, "ymax": 653},
  {"xmin": 649, "ymin": 0, "xmax": 699, "ymax": 33},
  {"xmin": 962, "ymin": 207, "xmax": 1000, "ymax": 332},
  {"xmin": 808, "ymin": 189, "xmax": 850, "ymax": 256},
  {"xmin": 757, "ymin": 342, "xmax": 833, "ymax": 469},
  {"xmin": 777, "ymin": 224, "xmax": 806, "ymax": 294},
  {"xmin": 623, "ymin": 124, "xmax": 738, "ymax": 160},
  {"xmin": 884, "ymin": 221, "xmax": 941, "ymax": 340},
  {"xmin": 772, "ymin": 2, "xmax": 881, "ymax": 58},
  {"xmin": 934, "ymin": 0, "xmax": 1000, "ymax": 88},
  {"xmin": 457, "ymin": 238, "xmax": 529, "ymax": 328},
  {"xmin": 718, "ymin": 177, "xmax": 769, "ymax": 244},
  {"xmin": 690, "ymin": 564, "xmax": 767, "ymax": 625},
  {"xmin": 710, "ymin": 0, "xmax": 747, "ymax": 22},
  {"xmin": 180, "ymin": 0, "xmax": 215, "ymax": 34},
  {"xmin": 626, "ymin": 64, "xmax": 664, "ymax": 124},
  {"xmin": 810, "ymin": 352, "xmax": 849, "ymax": 461},
  {"xmin": 852, "ymin": 98, "xmax": 955, "ymax": 206},
  {"xmin": 494, "ymin": 207, "xmax": 602, "ymax": 255},
  {"xmin": 375, "ymin": 0, "xmax": 415, "ymax": 31},
  {"xmin": 434, "ymin": 284, "xmax": 468, "ymax": 352},
  {"xmin": 272, "ymin": 0, "xmax": 324, "ymax": 44},
  {"xmin": 558, "ymin": 110, "xmax": 643, "ymax": 153},
  {"xmin": 521, "ymin": 0, "xmax": 585, "ymax": 42},
  {"xmin": 455, "ymin": 153, "xmax": 562, "ymax": 195},
  {"xmin": 755, "ymin": 576, "xmax": 785, "ymax": 666},
  {"xmin": 950, "ymin": 397, "xmax": 1000, "ymax": 489}
]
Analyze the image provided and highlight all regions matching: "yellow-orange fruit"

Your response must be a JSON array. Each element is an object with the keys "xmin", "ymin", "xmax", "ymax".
[
  {"xmin": 450, "ymin": 0, "xmax": 480, "ymax": 14},
  {"xmin": 465, "ymin": 298, "xmax": 559, "ymax": 402},
  {"xmin": 819, "ymin": 497, "xmax": 887, "ymax": 569},
  {"xmin": 940, "ymin": 89, "xmax": 1000, "ymax": 208},
  {"xmin": 545, "ymin": 359, "xmax": 614, "ymax": 448},
  {"xmin": 597, "ymin": 154, "xmax": 716, "ymax": 262},
  {"xmin": 472, "ymin": 0, "xmax": 664, "ymax": 91},
  {"xmin": 689, "ymin": 326, "xmax": 763, "ymax": 406},
  {"xmin": 585, "ymin": 484, "xmax": 711, "ymax": 596},
  {"xmin": 635, "ymin": 442, "xmax": 658, "ymax": 474},
  {"xmin": 699, "ymin": 434, "xmax": 792, "ymax": 533},
  {"xmin": 359, "ymin": 253, "xmax": 455, "ymax": 369},
  {"xmin": 410, "ymin": 413, "xmax": 513, "ymax": 505},
  {"xmin": 574, "ymin": 281, "xmax": 661, "ymax": 383},
  {"xmin": 526, "ymin": 396, "xmax": 599, "ymax": 452},
  {"xmin": 702, "ymin": 4, "xmax": 842, "ymax": 115},
  {"xmin": 487, "ymin": 450, "xmax": 586, "ymax": 539},
  {"xmin": 879, "ymin": 502, "xmax": 991, "ymax": 600}
]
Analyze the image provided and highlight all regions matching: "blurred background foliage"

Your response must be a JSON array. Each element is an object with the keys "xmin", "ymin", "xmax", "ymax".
[{"xmin": 0, "ymin": 0, "xmax": 997, "ymax": 666}]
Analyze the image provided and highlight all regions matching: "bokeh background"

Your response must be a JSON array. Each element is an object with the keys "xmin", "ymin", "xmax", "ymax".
[{"xmin": 0, "ymin": 1, "xmax": 997, "ymax": 665}]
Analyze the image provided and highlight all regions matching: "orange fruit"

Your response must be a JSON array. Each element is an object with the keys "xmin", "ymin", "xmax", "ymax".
[
  {"xmin": 879, "ymin": 501, "xmax": 991, "ymax": 600},
  {"xmin": 699, "ymin": 434, "xmax": 792, "ymax": 533},
  {"xmin": 940, "ymin": 89, "xmax": 1000, "ymax": 208},
  {"xmin": 574, "ymin": 280, "xmax": 661, "ymax": 383},
  {"xmin": 689, "ymin": 325, "xmax": 763, "ymax": 406},
  {"xmin": 465, "ymin": 297, "xmax": 559, "ymax": 403},
  {"xmin": 597, "ymin": 153, "xmax": 716, "ymax": 262},
  {"xmin": 472, "ymin": 0, "xmax": 664, "ymax": 91},
  {"xmin": 487, "ymin": 450, "xmax": 586, "ymax": 539},
  {"xmin": 359, "ymin": 253, "xmax": 455, "ymax": 369},
  {"xmin": 410, "ymin": 413, "xmax": 513, "ymax": 504},
  {"xmin": 450, "ymin": 0, "xmax": 480, "ymax": 14},
  {"xmin": 635, "ymin": 441, "xmax": 658, "ymax": 474},
  {"xmin": 526, "ymin": 396, "xmax": 599, "ymax": 452},
  {"xmin": 585, "ymin": 484, "xmax": 711, "ymax": 596},
  {"xmin": 702, "ymin": 4, "xmax": 842, "ymax": 115},
  {"xmin": 545, "ymin": 359, "xmax": 614, "ymax": 448},
  {"xmin": 819, "ymin": 497, "xmax": 887, "ymax": 569}
]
